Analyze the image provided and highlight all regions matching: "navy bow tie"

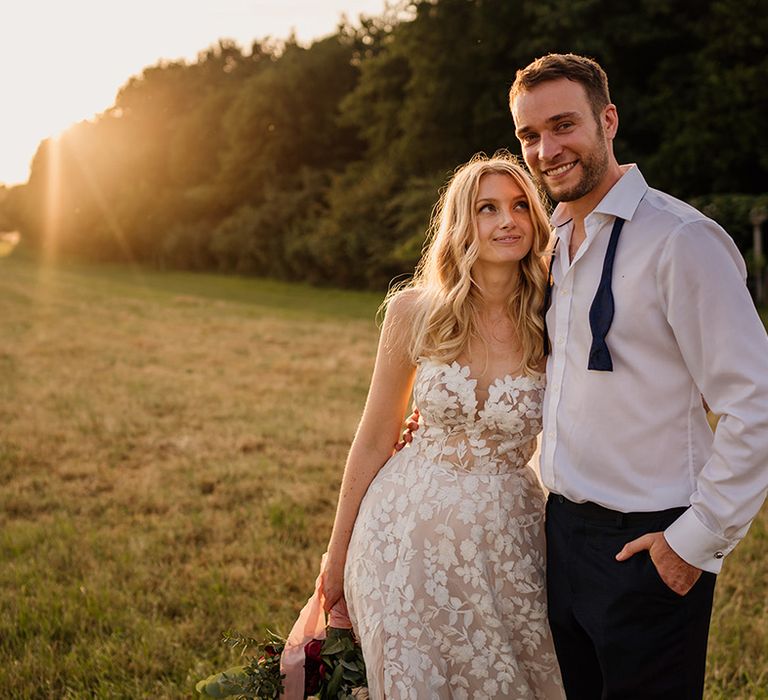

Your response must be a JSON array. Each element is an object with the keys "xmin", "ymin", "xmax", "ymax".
[{"xmin": 543, "ymin": 217, "xmax": 626, "ymax": 372}]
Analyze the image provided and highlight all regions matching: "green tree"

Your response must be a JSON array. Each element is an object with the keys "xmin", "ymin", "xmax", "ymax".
[{"xmin": 8, "ymin": 0, "xmax": 766, "ymax": 288}]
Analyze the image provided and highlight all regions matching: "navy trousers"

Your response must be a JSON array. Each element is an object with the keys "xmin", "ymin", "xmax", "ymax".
[{"xmin": 546, "ymin": 494, "xmax": 717, "ymax": 700}]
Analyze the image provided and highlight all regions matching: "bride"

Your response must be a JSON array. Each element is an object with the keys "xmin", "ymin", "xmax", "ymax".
[{"xmin": 320, "ymin": 152, "xmax": 564, "ymax": 699}]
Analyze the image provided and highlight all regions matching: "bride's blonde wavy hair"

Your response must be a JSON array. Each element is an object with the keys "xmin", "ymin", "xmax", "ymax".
[{"xmin": 388, "ymin": 151, "xmax": 551, "ymax": 375}]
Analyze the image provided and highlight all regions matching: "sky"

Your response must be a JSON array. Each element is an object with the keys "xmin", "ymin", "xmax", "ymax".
[{"xmin": 0, "ymin": 0, "xmax": 389, "ymax": 186}]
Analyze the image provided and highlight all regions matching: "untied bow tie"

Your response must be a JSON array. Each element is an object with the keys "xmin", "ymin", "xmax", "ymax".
[{"xmin": 543, "ymin": 216, "xmax": 627, "ymax": 371}]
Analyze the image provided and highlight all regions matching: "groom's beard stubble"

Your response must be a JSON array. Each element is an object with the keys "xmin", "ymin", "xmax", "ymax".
[{"xmin": 537, "ymin": 124, "xmax": 610, "ymax": 203}]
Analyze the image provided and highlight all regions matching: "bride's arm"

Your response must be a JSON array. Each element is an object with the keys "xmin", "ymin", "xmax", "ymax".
[{"xmin": 321, "ymin": 292, "xmax": 418, "ymax": 610}]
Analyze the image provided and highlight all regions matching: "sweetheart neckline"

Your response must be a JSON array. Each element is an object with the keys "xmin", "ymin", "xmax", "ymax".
[
  {"xmin": 417, "ymin": 358, "xmax": 545, "ymax": 419},
  {"xmin": 419, "ymin": 357, "xmax": 545, "ymax": 387}
]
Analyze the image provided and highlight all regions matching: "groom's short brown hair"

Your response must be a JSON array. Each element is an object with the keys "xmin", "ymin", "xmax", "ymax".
[{"xmin": 509, "ymin": 53, "xmax": 611, "ymax": 122}]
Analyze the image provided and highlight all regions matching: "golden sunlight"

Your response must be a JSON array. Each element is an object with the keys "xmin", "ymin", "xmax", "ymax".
[
  {"xmin": 42, "ymin": 135, "xmax": 62, "ymax": 262},
  {"xmin": 0, "ymin": 231, "xmax": 20, "ymax": 257},
  {"xmin": 0, "ymin": 0, "xmax": 386, "ymax": 186}
]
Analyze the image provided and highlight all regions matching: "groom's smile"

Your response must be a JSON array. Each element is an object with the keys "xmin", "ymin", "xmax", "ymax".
[{"xmin": 543, "ymin": 161, "xmax": 578, "ymax": 179}]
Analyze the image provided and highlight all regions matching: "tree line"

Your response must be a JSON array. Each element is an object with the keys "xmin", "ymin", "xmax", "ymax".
[{"xmin": 1, "ymin": 0, "xmax": 766, "ymax": 289}]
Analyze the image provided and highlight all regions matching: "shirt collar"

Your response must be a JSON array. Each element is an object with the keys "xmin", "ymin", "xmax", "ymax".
[{"xmin": 550, "ymin": 164, "xmax": 649, "ymax": 230}]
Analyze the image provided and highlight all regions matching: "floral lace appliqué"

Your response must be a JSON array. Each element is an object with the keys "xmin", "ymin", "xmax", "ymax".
[
  {"xmin": 344, "ymin": 359, "xmax": 564, "ymax": 699},
  {"xmin": 411, "ymin": 359, "xmax": 545, "ymax": 475}
]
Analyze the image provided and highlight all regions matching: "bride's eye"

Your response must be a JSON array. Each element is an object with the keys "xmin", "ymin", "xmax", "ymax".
[{"xmin": 478, "ymin": 203, "xmax": 496, "ymax": 214}]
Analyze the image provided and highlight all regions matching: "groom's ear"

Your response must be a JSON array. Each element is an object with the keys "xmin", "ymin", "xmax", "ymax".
[{"xmin": 602, "ymin": 103, "xmax": 619, "ymax": 140}]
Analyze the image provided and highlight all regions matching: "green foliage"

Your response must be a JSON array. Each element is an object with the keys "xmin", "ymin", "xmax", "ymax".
[
  {"xmin": 215, "ymin": 37, "xmax": 360, "ymax": 212},
  {"xmin": 0, "ymin": 0, "xmax": 765, "ymax": 290},
  {"xmin": 196, "ymin": 631, "xmax": 285, "ymax": 699},
  {"xmin": 196, "ymin": 666, "xmax": 252, "ymax": 699},
  {"xmin": 689, "ymin": 194, "xmax": 768, "ymax": 255},
  {"xmin": 195, "ymin": 628, "xmax": 366, "ymax": 699},
  {"xmin": 318, "ymin": 628, "xmax": 367, "ymax": 700}
]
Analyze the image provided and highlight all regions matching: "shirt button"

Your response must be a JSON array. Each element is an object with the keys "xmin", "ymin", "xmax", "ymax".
[
  {"xmin": 560, "ymin": 288, "xmax": 569, "ymax": 296},
  {"xmin": 714, "ymin": 551, "xmax": 724, "ymax": 559},
  {"xmin": 547, "ymin": 431, "xmax": 555, "ymax": 439},
  {"xmin": 556, "ymin": 337, "xmax": 565, "ymax": 346}
]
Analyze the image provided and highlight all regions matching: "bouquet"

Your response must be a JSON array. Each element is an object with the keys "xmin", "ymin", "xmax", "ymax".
[{"xmin": 196, "ymin": 557, "xmax": 367, "ymax": 699}]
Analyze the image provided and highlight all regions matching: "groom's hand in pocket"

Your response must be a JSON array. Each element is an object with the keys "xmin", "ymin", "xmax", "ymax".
[{"xmin": 615, "ymin": 532, "xmax": 702, "ymax": 595}]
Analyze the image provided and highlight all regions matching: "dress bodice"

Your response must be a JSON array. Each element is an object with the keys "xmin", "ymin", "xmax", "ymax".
[{"xmin": 408, "ymin": 358, "xmax": 545, "ymax": 475}]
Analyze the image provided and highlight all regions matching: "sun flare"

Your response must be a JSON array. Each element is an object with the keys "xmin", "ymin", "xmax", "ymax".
[{"xmin": 0, "ymin": 0, "xmax": 387, "ymax": 187}]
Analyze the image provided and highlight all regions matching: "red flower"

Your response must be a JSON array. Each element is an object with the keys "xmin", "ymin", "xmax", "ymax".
[
  {"xmin": 304, "ymin": 638, "xmax": 326, "ymax": 695},
  {"xmin": 304, "ymin": 639, "xmax": 323, "ymax": 661}
]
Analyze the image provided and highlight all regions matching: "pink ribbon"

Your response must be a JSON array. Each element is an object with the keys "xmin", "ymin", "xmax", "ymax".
[{"xmin": 279, "ymin": 554, "xmax": 353, "ymax": 699}]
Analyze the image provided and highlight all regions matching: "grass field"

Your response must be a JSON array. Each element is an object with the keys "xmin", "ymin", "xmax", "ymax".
[{"xmin": 0, "ymin": 253, "xmax": 766, "ymax": 698}]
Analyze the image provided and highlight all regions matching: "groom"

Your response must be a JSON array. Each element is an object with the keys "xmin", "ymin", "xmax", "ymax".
[{"xmin": 507, "ymin": 53, "xmax": 768, "ymax": 699}]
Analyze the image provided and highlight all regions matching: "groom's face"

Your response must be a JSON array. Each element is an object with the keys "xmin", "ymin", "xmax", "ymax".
[{"xmin": 511, "ymin": 78, "xmax": 610, "ymax": 203}]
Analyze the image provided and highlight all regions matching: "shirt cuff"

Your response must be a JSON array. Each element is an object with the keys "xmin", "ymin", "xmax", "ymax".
[{"xmin": 663, "ymin": 507, "xmax": 732, "ymax": 574}]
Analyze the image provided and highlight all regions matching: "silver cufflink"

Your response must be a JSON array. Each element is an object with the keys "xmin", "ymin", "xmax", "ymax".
[{"xmin": 714, "ymin": 551, "xmax": 724, "ymax": 559}]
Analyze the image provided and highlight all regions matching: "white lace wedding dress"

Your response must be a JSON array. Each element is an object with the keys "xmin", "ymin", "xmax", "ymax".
[{"xmin": 344, "ymin": 358, "xmax": 564, "ymax": 699}]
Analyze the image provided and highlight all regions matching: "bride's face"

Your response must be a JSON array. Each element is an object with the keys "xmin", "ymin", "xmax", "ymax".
[{"xmin": 473, "ymin": 173, "xmax": 534, "ymax": 267}]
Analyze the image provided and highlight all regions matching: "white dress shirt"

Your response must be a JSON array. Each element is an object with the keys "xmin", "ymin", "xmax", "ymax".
[{"xmin": 541, "ymin": 165, "xmax": 768, "ymax": 574}]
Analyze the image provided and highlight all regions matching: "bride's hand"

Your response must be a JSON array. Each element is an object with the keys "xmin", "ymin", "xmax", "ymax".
[{"xmin": 320, "ymin": 553, "xmax": 346, "ymax": 612}]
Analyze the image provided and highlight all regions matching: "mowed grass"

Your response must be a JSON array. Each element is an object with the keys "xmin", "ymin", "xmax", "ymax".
[{"xmin": 0, "ymin": 253, "xmax": 766, "ymax": 698}]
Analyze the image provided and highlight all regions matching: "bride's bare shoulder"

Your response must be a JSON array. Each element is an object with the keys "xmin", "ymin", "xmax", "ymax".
[{"xmin": 383, "ymin": 287, "xmax": 426, "ymax": 324}]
